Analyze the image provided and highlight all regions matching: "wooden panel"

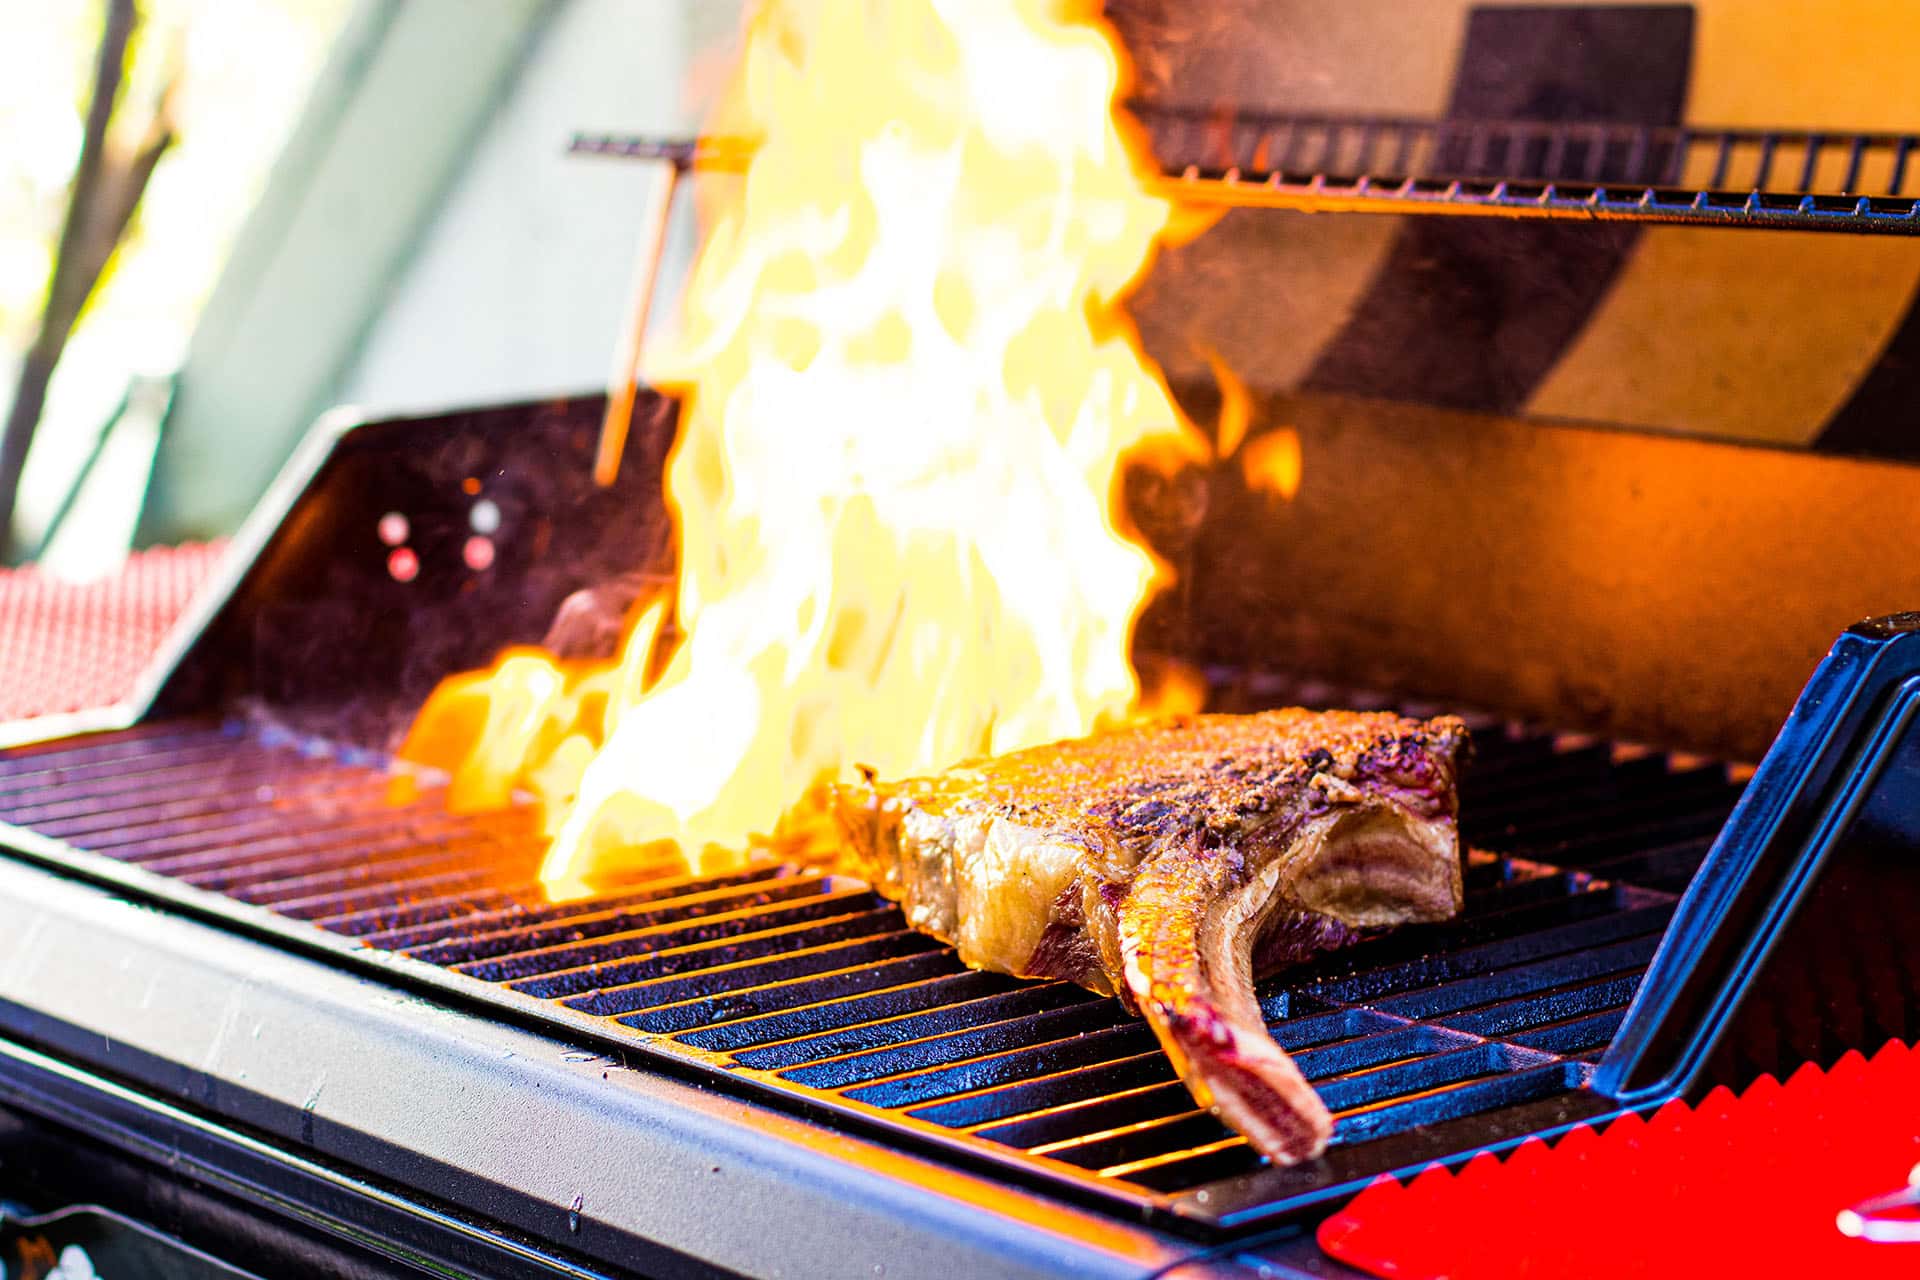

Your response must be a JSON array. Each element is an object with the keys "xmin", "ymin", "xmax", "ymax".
[{"xmin": 1163, "ymin": 387, "xmax": 1920, "ymax": 760}]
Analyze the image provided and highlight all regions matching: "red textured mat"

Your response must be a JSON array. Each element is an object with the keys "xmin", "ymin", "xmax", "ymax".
[
  {"xmin": 0, "ymin": 543, "xmax": 226, "ymax": 722},
  {"xmin": 1319, "ymin": 1040, "xmax": 1920, "ymax": 1278}
]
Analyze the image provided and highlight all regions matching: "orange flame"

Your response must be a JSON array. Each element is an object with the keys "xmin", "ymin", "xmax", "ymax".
[
  {"xmin": 1242, "ymin": 429, "xmax": 1303, "ymax": 501},
  {"xmin": 402, "ymin": 0, "xmax": 1206, "ymax": 899}
]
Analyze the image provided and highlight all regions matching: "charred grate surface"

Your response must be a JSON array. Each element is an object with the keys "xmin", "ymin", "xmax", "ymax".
[{"xmin": 0, "ymin": 712, "xmax": 1743, "ymax": 1232}]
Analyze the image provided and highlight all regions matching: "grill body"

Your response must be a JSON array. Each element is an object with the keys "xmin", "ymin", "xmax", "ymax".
[{"xmin": 1, "ymin": 395, "xmax": 1916, "ymax": 1278}]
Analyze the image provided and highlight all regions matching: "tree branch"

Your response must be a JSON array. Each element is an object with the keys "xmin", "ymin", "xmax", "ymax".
[{"xmin": 0, "ymin": 0, "xmax": 148, "ymax": 562}]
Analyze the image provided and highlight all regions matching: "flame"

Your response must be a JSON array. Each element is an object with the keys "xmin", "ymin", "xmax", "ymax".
[
  {"xmin": 1191, "ymin": 345, "xmax": 1300, "ymax": 502},
  {"xmin": 402, "ymin": 0, "xmax": 1206, "ymax": 898},
  {"xmin": 1204, "ymin": 347, "xmax": 1253, "ymax": 460},
  {"xmin": 1242, "ymin": 429, "xmax": 1303, "ymax": 501}
]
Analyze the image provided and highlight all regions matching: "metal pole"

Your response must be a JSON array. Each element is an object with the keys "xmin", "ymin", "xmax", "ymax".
[{"xmin": 595, "ymin": 159, "xmax": 683, "ymax": 487}]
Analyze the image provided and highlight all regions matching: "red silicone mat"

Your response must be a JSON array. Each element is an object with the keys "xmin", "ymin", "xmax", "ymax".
[
  {"xmin": 0, "ymin": 542, "xmax": 225, "ymax": 722},
  {"xmin": 1319, "ymin": 1040, "xmax": 1920, "ymax": 1278}
]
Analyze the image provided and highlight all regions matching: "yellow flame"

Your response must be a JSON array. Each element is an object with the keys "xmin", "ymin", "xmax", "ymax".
[
  {"xmin": 1242, "ymin": 429, "xmax": 1303, "ymax": 501},
  {"xmin": 1203, "ymin": 347, "xmax": 1253, "ymax": 460},
  {"xmin": 1194, "ymin": 345, "xmax": 1300, "ymax": 500},
  {"xmin": 402, "ymin": 0, "xmax": 1206, "ymax": 898}
]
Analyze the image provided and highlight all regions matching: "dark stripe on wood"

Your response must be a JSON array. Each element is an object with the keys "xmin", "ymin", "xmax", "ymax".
[
  {"xmin": 1301, "ymin": 6, "xmax": 1695, "ymax": 414},
  {"xmin": 1814, "ymin": 297, "xmax": 1920, "ymax": 461}
]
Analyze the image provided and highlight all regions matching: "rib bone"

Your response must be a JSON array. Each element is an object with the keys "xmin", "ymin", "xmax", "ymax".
[{"xmin": 835, "ymin": 708, "xmax": 1468, "ymax": 1165}]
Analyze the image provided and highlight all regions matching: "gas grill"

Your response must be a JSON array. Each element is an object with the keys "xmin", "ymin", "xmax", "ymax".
[
  {"xmin": 2, "ymin": 387, "xmax": 1918, "ymax": 1278},
  {"xmin": 0, "ymin": 703, "xmax": 1711, "ymax": 1228},
  {"xmin": 9, "ymin": 11, "xmax": 1920, "ymax": 1276}
]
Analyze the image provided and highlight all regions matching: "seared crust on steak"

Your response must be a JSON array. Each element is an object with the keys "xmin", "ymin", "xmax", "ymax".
[{"xmin": 834, "ymin": 709, "xmax": 1468, "ymax": 1165}]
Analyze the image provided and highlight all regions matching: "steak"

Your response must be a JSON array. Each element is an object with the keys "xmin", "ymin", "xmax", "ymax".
[{"xmin": 834, "ymin": 708, "xmax": 1469, "ymax": 1165}]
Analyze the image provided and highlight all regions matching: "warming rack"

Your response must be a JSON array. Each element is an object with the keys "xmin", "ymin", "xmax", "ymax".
[
  {"xmin": 573, "ymin": 108, "xmax": 1920, "ymax": 476},
  {"xmin": 572, "ymin": 111, "xmax": 1920, "ymax": 236}
]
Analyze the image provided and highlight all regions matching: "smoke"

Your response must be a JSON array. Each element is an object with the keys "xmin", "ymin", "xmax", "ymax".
[
  {"xmin": 541, "ymin": 570, "xmax": 672, "ymax": 661},
  {"xmin": 1103, "ymin": 0, "xmax": 1261, "ymax": 102}
]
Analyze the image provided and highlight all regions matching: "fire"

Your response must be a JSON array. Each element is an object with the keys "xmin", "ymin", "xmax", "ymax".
[
  {"xmin": 1241, "ymin": 429, "xmax": 1303, "ymax": 501},
  {"xmin": 401, "ymin": 0, "xmax": 1205, "ymax": 899},
  {"xmin": 1200, "ymin": 345, "xmax": 1301, "ymax": 501}
]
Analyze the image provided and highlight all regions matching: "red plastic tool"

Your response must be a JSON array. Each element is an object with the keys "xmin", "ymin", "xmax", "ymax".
[{"xmin": 1319, "ymin": 1040, "xmax": 1920, "ymax": 1278}]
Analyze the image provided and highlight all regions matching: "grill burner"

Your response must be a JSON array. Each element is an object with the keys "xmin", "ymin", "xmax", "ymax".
[{"xmin": 0, "ymin": 688, "xmax": 1742, "ymax": 1233}]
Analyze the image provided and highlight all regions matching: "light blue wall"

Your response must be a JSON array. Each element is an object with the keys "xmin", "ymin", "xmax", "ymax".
[
  {"xmin": 139, "ymin": 0, "xmax": 738, "ymax": 543},
  {"xmin": 341, "ymin": 0, "xmax": 729, "ymax": 414}
]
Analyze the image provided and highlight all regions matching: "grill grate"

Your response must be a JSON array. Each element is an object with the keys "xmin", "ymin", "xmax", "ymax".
[{"xmin": 0, "ymin": 707, "xmax": 1744, "ymax": 1232}]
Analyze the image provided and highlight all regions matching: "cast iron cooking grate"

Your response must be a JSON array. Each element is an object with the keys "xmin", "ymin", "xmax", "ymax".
[{"xmin": 0, "ymin": 699, "xmax": 1744, "ymax": 1232}]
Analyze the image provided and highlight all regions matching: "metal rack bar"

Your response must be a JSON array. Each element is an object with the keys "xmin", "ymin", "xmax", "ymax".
[
  {"xmin": 1710, "ymin": 133, "xmax": 1734, "ymax": 188},
  {"xmin": 1157, "ymin": 169, "xmax": 1920, "ymax": 235},
  {"xmin": 594, "ymin": 159, "xmax": 682, "ymax": 487},
  {"xmin": 1135, "ymin": 107, "xmax": 1920, "ymax": 197},
  {"xmin": 571, "ymin": 108, "xmax": 1920, "ymax": 238},
  {"xmin": 1799, "ymin": 133, "xmax": 1825, "ymax": 190},
  {"xmin": 1664, "ymin": 128, "xmax": 1690, "ymax": 184}
]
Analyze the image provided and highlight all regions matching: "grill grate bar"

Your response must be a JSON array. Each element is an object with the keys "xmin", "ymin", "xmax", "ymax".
[
  {"xmin": 405, "ymin": 872, "xmax": 839, "ymax": 963},
  {"xmin": 1514, "ymin": 807, "xmax": 1735, "ymax": 874},
  {"xmin": 648, "ymin": 943, "xmax": 969, "ymax": 1040},
  {"xmin": 839, "ymin": 1020, "xmax": 1162, "ymax": 1110},
  {"xmin": 75, "ymin": 790, "xmax": 471, "ymax": 860},
  {"xmin": 1109, "ymin": 1060, "xmax": 1587, "ymax": 1192},
  {"xmin": 0, "ymin": 721, "xmax": 234, "ymax": 770},
  {"xmin": 815, "ymin": 898, "xmax": 1656, "ymax": 1143},
  {"xmin": 505, "ymin": 906, "xmax": 910, "ymax": 998},
  {"xmin": 16, "ymin": 765, "xmax": 391, "ymax": 841},
  {"xmin": 950, "ymin": 1058, "xmax": 1201, "ymax": 1141},
  {"xmin": 220, "ymin": 841, "xmax": 533, "ymax": 906},
  {"xmin": 286, "ymin": 873, "xmax": 526, "ymax": 926},
  {"xmin": 1360, "ymin": 934, "xmax": 1660, "ymax": 1020},
  {"xmin": 1299, "ymin": 903, "xmax": 1672, "ymax": 1006},
  {"xmin": 915, "ymin": 1006, "xmax": 1406, "ymax": 1132},
  {"xmin": 460, "ymin": 887, "xmax": 886, "ymax": 982},
  {"xmin": 132, "ymin": 813, "xmax": 500, "ymax": 879},
  {"xmin": 1475, "ymin": 780, "xmax": 1743, "ymax": 852},
  {"xmin": 0, "ymin": 740, "xmax": 299, "ymax": 803},
  {"xmin": 93, "ymin": 803, "xmax": 457, "ymax": 863},
  {"xmin": 167, "ymin": 818, "xmax": 517, "ymax": 884},
  {"xmin": 1574, "ymin": 836, "xmax": 1719, "ymax": 893},
  {"xmin": 359, "ymin": 864, "xmax": 791, "ymax": 950},
  {"xmin": 1435, "ymin": 971, "xmax": 1644, "ymax": 1039},
  {"xmin": 730, "ymin": 981, "xmax": 1100, "ymax": 1070},
  {"xmin": 1056, "ymin": 1041, "xmax": 1542, "ymax": 1174},
  {"xmin": 1507, "ymin": 1009, "xmax": 1630, "ymax": 1056}
]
